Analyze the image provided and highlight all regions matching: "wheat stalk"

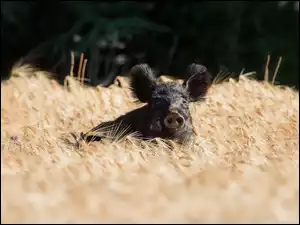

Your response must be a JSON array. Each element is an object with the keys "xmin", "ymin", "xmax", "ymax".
[
  {"xmin": 78, "ymin": 53, "xmax": 84, "ymax": 84},
  {"xmin": 70, "ymin": 51, "xmax": 75, "ymax": 77},
  {"xmin": 272, "ymin": 56, "xmax": 282, "ymax": 85},
  {"xmin": 264, "ymin": 54, "xmax": 270, "ymax": 82},
  {"xmin": 81, "ymin": 59, "xmax": 88, "ymax": 85}
]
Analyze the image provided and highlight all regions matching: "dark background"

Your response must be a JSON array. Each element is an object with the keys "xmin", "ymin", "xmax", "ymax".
[{"xmin": 1, "ymin": 1, "xmax": 299, "ymax": 88}]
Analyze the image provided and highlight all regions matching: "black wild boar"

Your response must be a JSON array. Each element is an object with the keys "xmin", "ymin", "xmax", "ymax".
[{"xmin": 80, "ymin": 63, "xmax": 211, "ymax": 144}]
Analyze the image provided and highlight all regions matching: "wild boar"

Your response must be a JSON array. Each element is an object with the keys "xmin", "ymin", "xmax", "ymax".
[{"xmin": 80, "ymin": 63, "xmax": 211, "ymax": 144}]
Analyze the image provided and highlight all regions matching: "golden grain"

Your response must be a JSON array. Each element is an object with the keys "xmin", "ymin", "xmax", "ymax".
[{"xmin": 1, "ymin": 64, "xmax": 299, "ymax": 223}]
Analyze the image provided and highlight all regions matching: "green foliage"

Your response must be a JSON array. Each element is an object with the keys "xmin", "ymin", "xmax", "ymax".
[{"xmin": 1, "ymin": 2, "xmax": 298, "ymax": 88}]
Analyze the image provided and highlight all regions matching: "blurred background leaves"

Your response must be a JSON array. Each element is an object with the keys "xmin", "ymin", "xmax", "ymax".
[{"xmin": 1, "ymin": 1, "xmax": 298, "ymax": 88}]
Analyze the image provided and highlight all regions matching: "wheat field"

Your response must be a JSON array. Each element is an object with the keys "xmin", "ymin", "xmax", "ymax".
[{"xmin": 1, "ymin": 65, "xmax": 299, "ymax": 223}]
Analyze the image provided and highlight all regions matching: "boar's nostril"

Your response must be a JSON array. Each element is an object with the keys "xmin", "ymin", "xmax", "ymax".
[
  {"xmin": 164, "ymin": 113, "xmax": 185, "ymax": 129},
  {"xmin": 176, "ymin": 117, "xmax": 184, "ymax": 125}
]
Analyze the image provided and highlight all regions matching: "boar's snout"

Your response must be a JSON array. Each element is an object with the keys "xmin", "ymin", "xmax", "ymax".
[{"xmin": 163, "ymin": 111, "xmax": 185, "ymax": 130}]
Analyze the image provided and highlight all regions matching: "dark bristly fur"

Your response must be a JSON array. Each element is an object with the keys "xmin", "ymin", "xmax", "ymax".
[{"xmin": 80, "ymin": 63, "xmax": 212, "ymax": 144}]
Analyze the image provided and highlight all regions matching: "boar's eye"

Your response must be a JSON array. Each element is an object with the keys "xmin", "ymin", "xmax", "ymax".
[{"xmin": 181, "ymin": 97, "xmax": 189, "ymax": 107}]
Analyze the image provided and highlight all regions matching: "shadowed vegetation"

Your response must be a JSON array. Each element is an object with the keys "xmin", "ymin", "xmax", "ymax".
[{"xmin": 1, "ymin": 2, "xmax": 299, "ymax": 88}]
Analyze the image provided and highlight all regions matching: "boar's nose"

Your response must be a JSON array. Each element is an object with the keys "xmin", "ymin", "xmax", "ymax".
[{"xmin": 164, "ymin": 112, "xmax": 185, "ymax": 129}]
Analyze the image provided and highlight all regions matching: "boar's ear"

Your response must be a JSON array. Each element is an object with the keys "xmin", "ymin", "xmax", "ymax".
[
  {"xmin": 183, "ymin": 63, "xmax": 212, "ymax": 102},
  {"xmin": 130, "ymin": 64, "xmax": 157, "ymax": 103}
]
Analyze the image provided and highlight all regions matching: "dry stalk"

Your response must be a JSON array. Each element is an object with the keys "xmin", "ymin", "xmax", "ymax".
[
  {"xmin": 81, "ymin": 59, "xmax": 88, "ymax": 85},
  {"xmin": 264, "ymin": 54, "xmax": 270, "ymax": 82},
  {"xmin": 70, "ymin": 51, "xmax": 75, "ymax": 77},
  {"xmin": 272, "ymin": 56, "xmax": 282, "ymax": 85},
  {"xmin": 78, "ymin": 53, "xmax": 84, "ymax": 84}
]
